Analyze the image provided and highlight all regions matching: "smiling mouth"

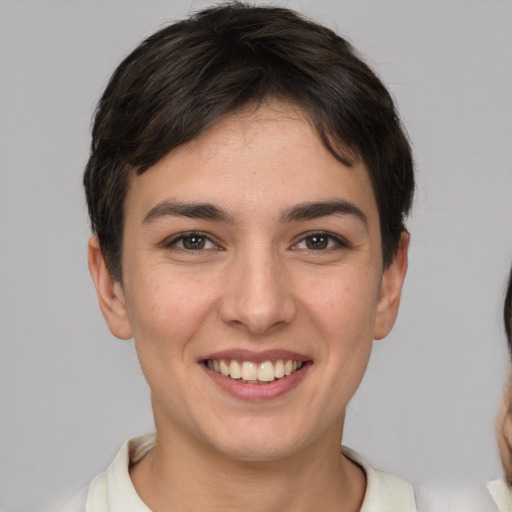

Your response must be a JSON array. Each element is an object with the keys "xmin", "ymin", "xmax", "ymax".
[{"xmin": 204, "ymin": 359, "xmax": 306, "ymax": 384}]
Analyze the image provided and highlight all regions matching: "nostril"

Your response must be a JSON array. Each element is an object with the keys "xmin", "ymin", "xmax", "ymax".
[
  {"xmin": 219, "ymin": 297, "xmax": 297, "ymax": 336},
  {"xmin": 218, "ymin": 259, "xmax": 296, "ymax": 332}
]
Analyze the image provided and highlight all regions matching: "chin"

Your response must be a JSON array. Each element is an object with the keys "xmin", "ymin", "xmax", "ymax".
[
  {"xmin": 216, "ymin": 440, "xmax": 298, "ymax": 463},
  {"xmin": 203, "ymin": 420, "xmax": 313, "ymax": 463}
]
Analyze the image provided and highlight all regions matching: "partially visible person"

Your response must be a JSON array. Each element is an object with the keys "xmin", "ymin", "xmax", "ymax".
[
  {"xmin": 416, "ymin": 267, "xmax": 512, "ymax": 512},
  {"xmin": 489, "ymin": 265, "xmax": 512, "ymax": 511}
]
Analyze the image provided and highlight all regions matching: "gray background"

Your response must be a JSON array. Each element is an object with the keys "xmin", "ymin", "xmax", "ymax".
[{"xmin": 1, "ymin": 0, "xmax": 512, "ymax": 510}]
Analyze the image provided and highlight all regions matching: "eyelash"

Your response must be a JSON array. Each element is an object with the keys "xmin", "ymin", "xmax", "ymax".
[
  {"xmin": 163, "ymin": 232, "xmax": 219, "ymax": 251},
  {"xmin": 293, "ymin": 231, "xmax": 350, "ymax": 251},
  {"xmin": 163, "ymin": 231, "xmax": 349, "ymax": 252}
]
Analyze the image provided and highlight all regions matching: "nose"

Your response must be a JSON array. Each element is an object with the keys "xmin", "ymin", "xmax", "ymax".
[{"xmin": 219, "ymin": 244, "xmax": 297, "ymax": 336}]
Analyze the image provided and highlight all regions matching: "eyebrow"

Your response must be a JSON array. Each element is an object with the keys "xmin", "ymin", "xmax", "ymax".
[
  {"xmin": 280, "ymin": 200, "xmax": 367, "ymax": 225},
  {"xmin": 142, "ymin": 199, "xmax": 367, "ymax": 226},
  {"xmin": 143, "ymin": 201, "xmax": 234, "ymax": 224}
]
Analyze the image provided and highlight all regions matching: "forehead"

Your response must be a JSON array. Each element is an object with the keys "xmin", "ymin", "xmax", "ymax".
[{"xmin": 124, "ymin": 101, "xmax": 378, "ymax": 223}]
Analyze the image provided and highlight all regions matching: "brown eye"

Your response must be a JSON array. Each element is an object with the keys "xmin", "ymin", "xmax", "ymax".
[
  {"xmin": 305, "ymin": 235, "xmax": 329, "ymax": 250},
  {"xmin": 166, "ymin": 233, "xmax": 217, "ymax": 251},
  {"xmin": 294, "ymin": 232, "xmax": 348, "ymax": 251},
  {"xmin": 182, "ymin": 235, "xmax": 206, "ymax": 250}
]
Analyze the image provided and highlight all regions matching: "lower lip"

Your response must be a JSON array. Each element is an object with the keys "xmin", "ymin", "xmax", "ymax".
[{"xmin": 203, "ymin": 363, "xmax": 311, "ymax": 401}]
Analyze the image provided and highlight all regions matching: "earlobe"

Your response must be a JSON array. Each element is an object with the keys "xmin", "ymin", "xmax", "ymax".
[
  {"xmin": 373, "ymin": 232, "xmax": 409, "ymax": 340},
  {"xmin": 88, "ymin": 236, "xmax": 133, "ymax": 340}
]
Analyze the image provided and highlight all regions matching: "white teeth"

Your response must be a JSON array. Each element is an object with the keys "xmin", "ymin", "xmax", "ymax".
[
  {"xmin": 274, "ymin": 360, "xmax": 285, "ymax": 378},
  {"xmin": 207, "ymin": 358, "xmax": 305, "ymax": 383},
  {"xmin": 257, "ymin": 361, "xmax": 275, "ymax": 382},
  {"xmin": 230, "ymin": 360, "xmax": 242, "ymax": 379},
  {"xmin": 241, "ymin": 361, "xmax": 258, "ymax": 381},
  {"xmin": 219, "ymin": 359, "xmax": 230, "ymax": 376}
]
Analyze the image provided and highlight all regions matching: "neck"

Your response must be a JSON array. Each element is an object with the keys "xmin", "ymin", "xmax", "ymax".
[{"xmin": 130, "ymin": 413, "xmax": 365, "ymax": 512}]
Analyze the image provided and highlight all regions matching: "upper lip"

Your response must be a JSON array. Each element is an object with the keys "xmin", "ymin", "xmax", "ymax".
[{"xmin": 200, "ymin": 349, "xmax": 311, "ymax": 364}]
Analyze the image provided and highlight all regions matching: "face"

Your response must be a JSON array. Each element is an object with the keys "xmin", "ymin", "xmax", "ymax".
[{"xmin": 90, "ymin": 101, "xmax": 408, "ymax": 462}]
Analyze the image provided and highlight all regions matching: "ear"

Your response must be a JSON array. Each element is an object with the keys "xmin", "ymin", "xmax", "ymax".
[
  {"xmin": 88, "ymin": 236, "xmax": 133, "ymax": 340},
  {"xmin": 373, "ymin": 232, "xmax": 409, "ymax": 340}
]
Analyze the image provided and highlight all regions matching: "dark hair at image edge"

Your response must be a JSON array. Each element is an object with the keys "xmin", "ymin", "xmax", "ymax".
[
  {"xmin": 505, "ymin": 265, "xmax": 512, "ymax": 351},
  {"xmin": 84, "ymin": 1, "xmax": 414, "ymax": 281}
]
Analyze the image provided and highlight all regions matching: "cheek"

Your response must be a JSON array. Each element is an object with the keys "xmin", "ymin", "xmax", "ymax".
[
  {"xmin": 124, "ymin": 265, "xmax": 219, "ymax": 352},
  {"xmin": 297, "ymin": 266, "xmax": 381, "ymax": 341},
  {"xmin": 297, "ymin": 267, "xmax": 379, "ymax": 401},
  {"xmin": 124, "ymin": 269, "xmax": 220, "ymax": 405}
]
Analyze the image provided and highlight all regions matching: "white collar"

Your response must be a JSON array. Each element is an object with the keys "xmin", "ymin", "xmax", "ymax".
[
  {"xmin": 488, "ymin": 478, "xmax": 512, "ymax": 512},
  {"xmin": 87, "ymin": 433, "xmax": 417, "ymax": 512}
]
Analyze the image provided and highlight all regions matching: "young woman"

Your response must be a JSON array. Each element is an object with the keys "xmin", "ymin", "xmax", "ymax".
[{"xmin": 80, "ymin": 3, "xmax": 416, "ymax": 510}]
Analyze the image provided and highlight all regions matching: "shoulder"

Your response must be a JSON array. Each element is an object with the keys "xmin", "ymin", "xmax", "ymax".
[
  {"xmin": 37, "ymin": 486, "xmax": 89, "ymax": 512},
  {"xmin": 343, "ymin": 447, "xmax": 416, "ymax": 512},
  {"xmin": 85, "ymin": 433, "xmax": 155, "ymax": 511},
  {"xmin": 38, "ymin": 434, "xmax": 156, "ymax": 512},
  {"xmin": 488, "ymin": 478, "xmax": 512, "ymax": 512},
  {"xmin": 415, "ymin": 483, "xmax": 501, "ymax": 512}
]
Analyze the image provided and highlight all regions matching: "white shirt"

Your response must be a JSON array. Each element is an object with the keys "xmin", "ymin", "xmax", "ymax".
[
  {"xmin": 488, "ymin": 479, "xmax": 512, "ymax": 512},
  {"xmin": 413, "ymin": 481, "xmax": 510, "ymax": 512},
  {"xmin": 78, "ymin": 433, "xmax": 417, "ymax": 511}
]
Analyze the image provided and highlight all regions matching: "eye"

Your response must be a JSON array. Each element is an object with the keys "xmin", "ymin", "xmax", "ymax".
[
  {"xmin": 294, "ymin": 232, "xmax": 348, "ymax": 251},
  {"xmin": 165, "ymin": 232, "xmax": 218, "ymax": 251}
]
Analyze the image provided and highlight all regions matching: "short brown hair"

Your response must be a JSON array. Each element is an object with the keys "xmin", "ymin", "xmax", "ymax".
[{"xmin": 84, "ymin": 2, "xmax": 414, "ymax": 281}]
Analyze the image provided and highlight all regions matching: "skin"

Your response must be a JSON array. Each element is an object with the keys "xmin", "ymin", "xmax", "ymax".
[
  {"xmin": 497, "ymin": 374, "xmax": 512, "ymax": 485},
  {"xmin": 89, "ymin": 101, "xmax": 409, "ymax": 512}
]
